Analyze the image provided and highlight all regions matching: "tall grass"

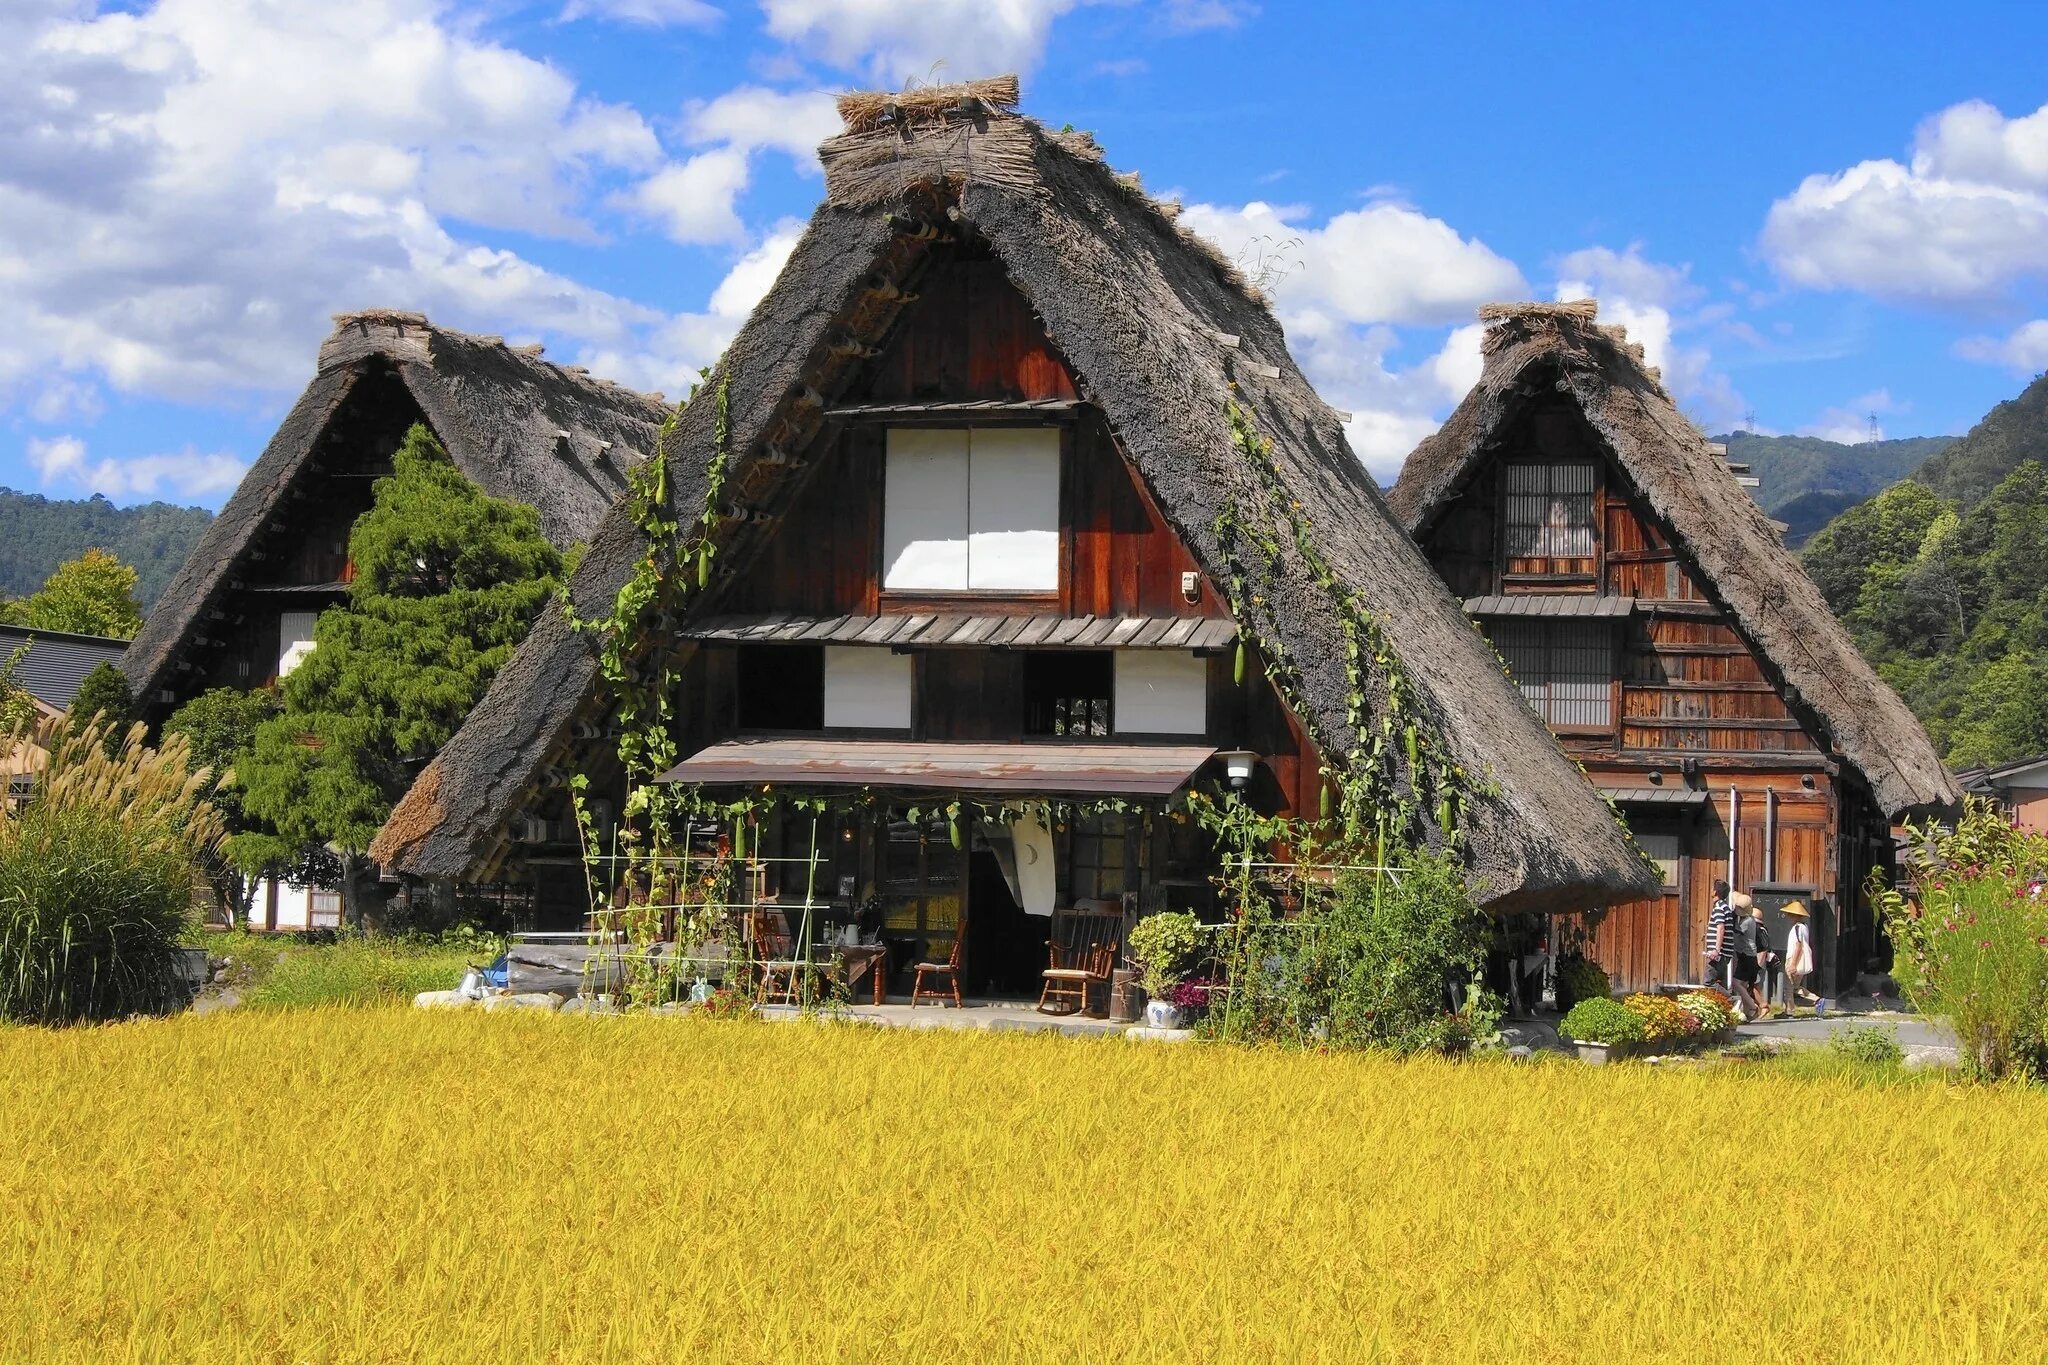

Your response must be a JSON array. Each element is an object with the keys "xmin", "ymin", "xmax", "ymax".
[
  {"xmin": 236, "ymin": 931, "xmax": 498, "ymax": 1009},
  {"xmin": 0, "ymin": 720, "xmax": 221, "ymax": 1022},
  {"xmin": 3, "ymin": 1012, "xmax": 2044, "ymax": 1362}
]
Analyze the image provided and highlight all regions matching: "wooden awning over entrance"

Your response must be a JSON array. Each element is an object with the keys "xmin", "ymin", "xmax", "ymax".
[{"xmin": 656, "ymin": 738, "xmax": 1218, "ymax": 797}]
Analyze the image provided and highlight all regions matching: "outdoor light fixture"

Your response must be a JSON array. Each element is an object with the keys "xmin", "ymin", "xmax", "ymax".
[{"xmin": 1217, "ymin": 750, "xmax": 1259, "ymax": 790}]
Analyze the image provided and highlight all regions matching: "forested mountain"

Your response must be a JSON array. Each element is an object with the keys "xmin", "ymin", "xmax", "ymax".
[
  {"xmin": 1714, "ymin": 431, "xmax": 1954, "ymax": 546},
  {"xmin": 1802, "ymin": 369, "xmax": 2048, "ymax": 769},
  {"xmin": 1907, "ymin": 370, "xmax": 2048, "ymax": 506},
  {"xmin": 0, "ymin": 489, "xmax": 212, "ymax": 608}
]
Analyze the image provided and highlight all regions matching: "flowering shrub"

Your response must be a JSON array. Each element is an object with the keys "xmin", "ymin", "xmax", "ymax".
[
  {"xmin": 1166, "ymin": 978, "xmax": 1217, "ymax": 1010},
  {"xmin": 1622, "ymin": 994, "xmax": 1700, "ymax": 1043},
  {"xmin": 1677, "ymin": 990, "xmax": 1737, "ymax": 1034},
  {"xmin": 1559, "ymin": 996, "xmax": 1646, "ymax": 1046},
  {"xmin": 1874, "ymin": 799, "xmax": 2048, "ymax": 1081}
]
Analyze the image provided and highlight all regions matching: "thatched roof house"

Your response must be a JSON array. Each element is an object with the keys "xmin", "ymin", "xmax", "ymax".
[
  {"xmin": 374, "ymin": 78, "xmax": 1654, "ymax": 917},
  {"xmin": 122, "ymin": 312, "xmax": 671, "ymax": 718},
  {"xmin": 1389, "ymin": 300, "xmax": 1958, "ymax": 820}
]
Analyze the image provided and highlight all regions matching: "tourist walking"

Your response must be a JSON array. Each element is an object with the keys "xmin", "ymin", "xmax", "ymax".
[
  {"xmin": 1703, "ymin": 879, "xmax": 1736, "ymax": 992},
  {"xmin": 1728, "ymin": 891, "xmax": 1765, "ymax": 1019},
  {"xmin": 1781, "ymin": 900, "xmax": 1817, "ymax": 1007}
]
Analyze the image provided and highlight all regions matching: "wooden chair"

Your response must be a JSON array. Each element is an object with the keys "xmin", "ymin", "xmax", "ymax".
[
  {"xmin": 910, "ymin": 924, "xmax": 966, "ymax": 1008},
  {"xmin": 1038, "ymin": 908, "xmax": 1123, "ymax": 1017}
]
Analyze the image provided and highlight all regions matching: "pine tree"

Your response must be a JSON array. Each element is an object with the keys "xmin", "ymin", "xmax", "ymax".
[{"xmin": 237, "ymin": 425, "xmax": 561, "ymax": 914}]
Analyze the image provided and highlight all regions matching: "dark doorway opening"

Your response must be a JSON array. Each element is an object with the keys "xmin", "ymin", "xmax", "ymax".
[{"xmin": 965, "ymin": 847, "xmax": 1045, "ymax": 997}]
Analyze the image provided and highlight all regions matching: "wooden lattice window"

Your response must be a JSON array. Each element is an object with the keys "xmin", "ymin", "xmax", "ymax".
[
  {"xmin": 1490, "ymin": 620, "xmax": 1615, "ymax": 729},
  {"xmin": 1504, "ymin": 463, "xmax": 1598, "ymax": 575}
]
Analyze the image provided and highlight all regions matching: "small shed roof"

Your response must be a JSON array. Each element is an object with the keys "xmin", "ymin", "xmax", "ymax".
[{"xmin": 0, "ymin": 624, "xmax": 128, "ymax": 710}]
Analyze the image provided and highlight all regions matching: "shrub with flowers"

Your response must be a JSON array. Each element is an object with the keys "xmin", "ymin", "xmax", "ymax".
[
  {"xmin": 1678, "ymin": 990, "xmax": 1737, "ymax": 1034},
  {"xmin": 1622, "ymin": 993, "xmax": 1700, "ymax": 1043},
  {"xmin": 1874, "ymin": 799, "xmax": 2048, "ymax": 1081}
]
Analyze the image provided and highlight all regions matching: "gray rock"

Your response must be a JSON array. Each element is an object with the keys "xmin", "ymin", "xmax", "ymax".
[
  {"xmin": 480, "ymin": 992, "xmax": 564, "ymax": 1012},
  {"xmin": 1903, "ymin": 1045, "xmax": 1958, "ymax": 1071},
  {"xmin": 413, "ymin": 990, "xmax": 474, "ymax": 1010},
  {"xmin": 190, "ymin": 990, "xmax": 240, "ymax": 1016}
]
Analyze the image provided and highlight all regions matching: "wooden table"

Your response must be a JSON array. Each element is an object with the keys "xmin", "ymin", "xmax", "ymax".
[{"xmin": 819, "ymin": 943, "xmax": 888, "ymax": 1005}]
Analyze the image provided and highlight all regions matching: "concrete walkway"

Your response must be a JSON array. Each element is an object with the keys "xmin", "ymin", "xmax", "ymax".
[{"xmin": 765, "ymin": 998, "xmax": 1141, "ymax": 1039}]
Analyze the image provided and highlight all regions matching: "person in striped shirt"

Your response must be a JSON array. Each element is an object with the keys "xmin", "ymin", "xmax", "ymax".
[{"xmin": 1703, "ymin": 879, "xmax": 1736, "ymax": 990}]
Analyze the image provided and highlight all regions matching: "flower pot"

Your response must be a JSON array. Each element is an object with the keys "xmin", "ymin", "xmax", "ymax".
[
  {"xmin": 1575, "ymin": 1040, "xmax": 1635, "ymax": 1065},
  {"xmin": 1144, "ymin": 999, "xmax": 1186, "ymax": 1030}
]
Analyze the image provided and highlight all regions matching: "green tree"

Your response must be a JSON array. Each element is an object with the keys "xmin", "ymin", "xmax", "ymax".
[
  {"xmin": 0, "ymin": 548, "xmax": 145, "ymax": 639},
  {"xmin": 237, "ymin": 425, "xmax": 561, "ymax": 918},
  {"xmin": 165, "ymin": 686, "xmax": 284, "ymax": 924},
  {"xmin": 64, "ymin": 662, "xmax": 133, "ymax": 754},
  {"xmin": 0, "ymin": 644, "xmax": 38, "ymax": 735}
]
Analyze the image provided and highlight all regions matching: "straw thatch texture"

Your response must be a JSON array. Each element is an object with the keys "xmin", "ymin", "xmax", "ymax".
[
  {"xmin": 379, "ymin": 85, "xmax": 1655, "ymax": 914},
  {"xmin": 122, "ymin": 313, "xmax": 671, "ymax": 713},
  {"xmin": 1389, "ymin": 302, "xmax": 1960, "ymax": 820}
]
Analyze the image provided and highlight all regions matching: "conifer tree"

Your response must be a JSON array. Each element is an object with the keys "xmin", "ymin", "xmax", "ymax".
[{"xmin": 237, "ymin": 425, "xmax": 561, "ymax": 915}]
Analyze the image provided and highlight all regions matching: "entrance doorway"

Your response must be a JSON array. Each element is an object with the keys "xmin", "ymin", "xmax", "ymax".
[{"xmin": 965, "ymin": 847, "xmax": 1046, "ymax": 997}]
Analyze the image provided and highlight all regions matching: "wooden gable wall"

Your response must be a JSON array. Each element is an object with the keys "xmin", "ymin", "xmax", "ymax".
[
  {"xmin": 1414, "ymin": 394, "xmax": 1822, "ymax": 765},
  {"xmin": 719, "ymin": 251, "xmax": 1225, "ymax": 624}
]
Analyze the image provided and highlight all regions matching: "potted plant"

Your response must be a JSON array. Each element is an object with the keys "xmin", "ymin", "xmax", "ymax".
[
  {"xmin": 1558, "ymin": 996, "xmax": 1646, "ymax": 1064},
  {"xmin": 1127, "ymin": 911, "xmax": 1203, "ymax": 1029}
]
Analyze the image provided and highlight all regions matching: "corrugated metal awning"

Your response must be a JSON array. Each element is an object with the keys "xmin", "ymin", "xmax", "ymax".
[
  {"xmin": 680, "ymin": 613, "xmax": 1238, "ymax": 651},
  {"xmin": 657, "ymin": 738, "xmax": 1218, "ymax": 797},
  {"xmin": 1465, "ymin": 595, "xmax": 1635, "ymax": 619},
  {"xmin": 1597, "ymin": 786, "xmax": 1711, "ymax": 807},
  {"xmin": 826, "ymin": 398, "xmax": 1081, "ymax": 419}
]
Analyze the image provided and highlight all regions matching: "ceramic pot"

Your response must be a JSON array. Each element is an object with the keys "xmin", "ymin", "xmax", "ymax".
[{"xmin": 1144, "ymin": 999, "xmax": 1185, "ymax": 1029}]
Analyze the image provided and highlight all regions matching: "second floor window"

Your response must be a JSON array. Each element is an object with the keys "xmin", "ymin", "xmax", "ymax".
[
  {"xmin": 1490, "ymin": 620, "xmax": 1614, "ymax": 729},
  {"xmin": 1504, "ymin": 462, "xmax": 1597, "ymax": 561},
  {"xmin": 883, "ymin": 427, "xmax": 1060, "ymax": 592}
]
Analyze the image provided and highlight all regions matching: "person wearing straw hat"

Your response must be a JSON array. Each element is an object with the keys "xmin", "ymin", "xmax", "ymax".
[{"xmin": 1780, "ymin": 900, "xmax": 1817, "ymax": 1008}]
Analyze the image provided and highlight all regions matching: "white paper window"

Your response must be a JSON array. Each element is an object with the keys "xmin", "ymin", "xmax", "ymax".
[
  {"xmin": 278, "ymin": 611, "xmax": 320, "ymax": 680},
  {"xmin": 883, "ymin": 428, "xmax": 1059, "ymax": 592},
  {"xmin": 824, "ymin": 647, "xmax": 913, "ymax": 730},
  {"xmin": 1113, "ymin": 650, "xmax": 1208, "ymax": 735}
]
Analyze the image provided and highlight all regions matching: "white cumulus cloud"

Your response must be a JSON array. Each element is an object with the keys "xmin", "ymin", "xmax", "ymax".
[
  {"xmin": 558, "ymin": 0, "xmax": 722, "ymax": 25},
  {"xmin": 759, "ymin": 0, "xmax": 1078, "ymax": 80},
  {"xmin": 28, "ymin": 433, "xmax": 247, "ymax": 500},
  {"xmin": 1761, "ymin": 98, "xmax": 2048, "ymax": 305},
  {"xmin": 0, "ymin": 0, "xmax": 675, "ymax": 410},
  {"xmin": 1956, "ymin": 320, "xmax": 2048, "ymax": 374}
]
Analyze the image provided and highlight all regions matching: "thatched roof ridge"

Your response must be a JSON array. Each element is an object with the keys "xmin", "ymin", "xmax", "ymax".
[
  {"xmin": 1389, "ymin": 301, "xmax": 1961, "ymax": 820},
  {"xmin": 122, "ymin": 314, "xmax": 671, "ymax": 711},
  {"xmin": 378, "ymin": 83, "xmax": 1655, "ymax": 914}
]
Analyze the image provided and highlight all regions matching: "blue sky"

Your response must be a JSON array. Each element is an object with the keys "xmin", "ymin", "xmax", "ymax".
[{"xmin": 6, "ymin": 0, "xmax": 2048, "ymax": 507}]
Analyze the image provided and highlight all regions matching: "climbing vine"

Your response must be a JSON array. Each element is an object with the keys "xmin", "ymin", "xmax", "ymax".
[{"xmin": 1211, "ymin": 389, "xmax": 1473, "ymax": 860}]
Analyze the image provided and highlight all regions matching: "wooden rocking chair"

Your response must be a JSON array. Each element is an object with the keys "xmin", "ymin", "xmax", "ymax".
[
  {"xmin": 910, "ymin": 923, "xmax": 966, "ymax": 1008},
  {"xmin": 1038, "ymin": 907, "xmax": 1122, "ymax": 1017}
]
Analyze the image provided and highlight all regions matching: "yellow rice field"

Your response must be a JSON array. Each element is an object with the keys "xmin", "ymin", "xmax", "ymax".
[{"xmin": 3, "ymin": 1012, "xmax": 2044, "ymax": 1363}]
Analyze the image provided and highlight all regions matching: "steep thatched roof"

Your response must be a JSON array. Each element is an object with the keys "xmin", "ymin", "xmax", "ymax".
[
  {"xmin": 1389, "ymin": 300, "xmax": 1961, "ymax": 820},
  {"xmin": 122, "ymin": 312, "xmax": 671, "ymax": 710},
  {"xmin": 376, "ymin": 79, "xmax": 1655, "ymax": 915}
]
